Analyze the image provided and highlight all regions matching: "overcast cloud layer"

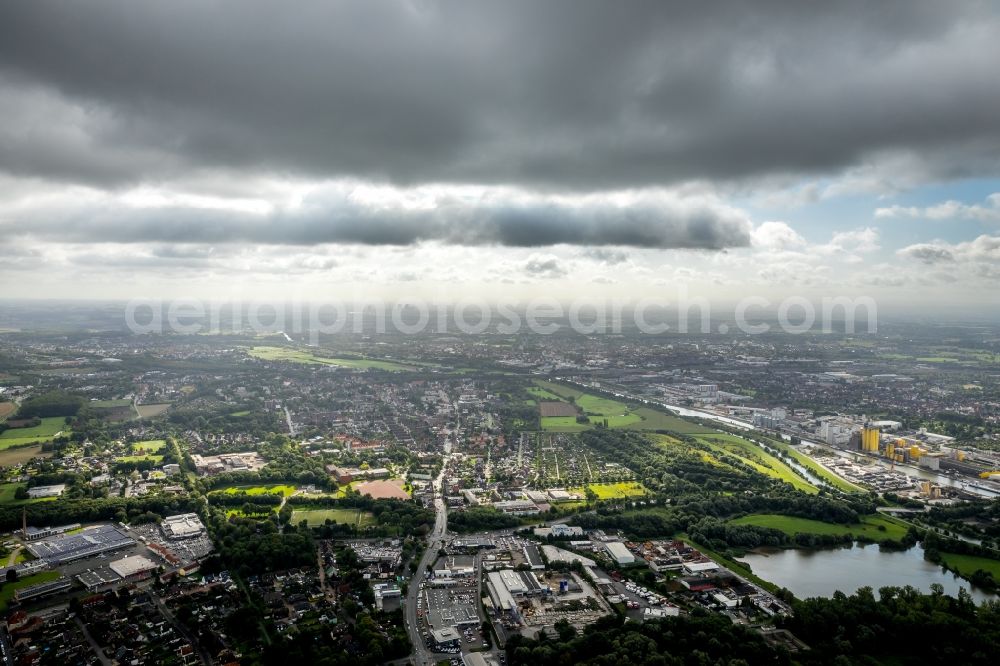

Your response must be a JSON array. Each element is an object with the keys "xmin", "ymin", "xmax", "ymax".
[
  {"xmin": 2, "ymin": 1, "xmax": 1000, "ymax": 303},
  {"xmin": 3, "ymin": 1, "xmax": 1000, "ymax": 189}
]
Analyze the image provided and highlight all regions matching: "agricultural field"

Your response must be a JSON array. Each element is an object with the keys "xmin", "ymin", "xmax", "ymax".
[
  {"xmin": 624, "ymin": 408, "xmax": 716, "ymax": 433},
  {"xmin": 136, "ymin": 403, "xmax": 171, "ymax": 418},
  {"xmin": 0, "ymin": 417, "xmax": 69, "ymax": 449},
  {"xmin": 534, "ymin": 380, "xmax": 641, "ymax": 431},
  {"xmin": 210, "ymin": 483, "xmax": 298, "ymax": 497},
  {"xmin": 533, "ymin": 380, "xmax": 710, "ymax": 434},
  {"xmin": 247, "ymin": 346, "xmax": 417, "ymax": 371},
  {"xmin": 938, "ymin": 552, "xmax": 1000, "ymax": 579},
  {"xmin": 533, "ymin": 380, "xmax": 626, "ymax": 413},
  {"xmin": 568, "ymin": 482, "xmax": 647, "ymax": 500},
  {"xmin": 0, "ymin": 482, "xmax": 58, "ymax": 506},
  {"xmin": 728, "ymin": 513, "xmax": 909, "ymax": 542},
  {"xmin": 693, "ymin": 433, "xmax": 818, "ymax": 494},
  {"xmin": 540, "ymin": 416, "xmax": 592, "ymax": 432},
  {"xmin": 594, "ymin": 413, "xmax": 644, "ymax": 428},
  {"xmin": 527, "ymin": 386, "xmax": 562, "ymax": 401},
  {"xmin": 290, "ymin": 508, "xmax": 376, "ymax": 528},
  {"xmin": 0, "ymin": 402, "xmax": 15, "ymax": 421},
  {"xmin": 0, "ymin": 445, "xmax": 51, "ymax": 466}
]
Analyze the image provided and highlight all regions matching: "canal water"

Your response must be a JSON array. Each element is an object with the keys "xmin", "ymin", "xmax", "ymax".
[{"xmin": 738, "ymin": 543, "xmax": 997, "ymax": 603}]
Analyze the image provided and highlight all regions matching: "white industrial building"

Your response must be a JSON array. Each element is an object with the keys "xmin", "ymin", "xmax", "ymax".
[
  {"xmin": 110, "ymin": 555, "xmax": 158, "ymax": 582},
  {"xmin": 604, "ymin": 541, "xmax": 636, "ymax": 566},
  {"xmin": 486, "ymin": 569, "xmax": 545, "ymax": 620},
  {"xmin": 643, "ymin": 606, "xmax": 681, "ymax": 621},
  {"xmin": 161, "ymin": 513, "xmax": 207, "ymax": 539},
  {"xmin": 682, "ymin": 560, "xmax": 720, "ymax": 575},
  {"xmin": 492, "ymin": 500, "xmax": 540, "ymax": 515},
  {"xmin": 27, "ymin": 484, "xmax": 66, "ymax": 499}
]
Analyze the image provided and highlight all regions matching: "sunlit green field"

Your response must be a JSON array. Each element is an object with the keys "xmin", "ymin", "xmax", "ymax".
[
  {"xmin": 527, "ymin": 386, "xmax": 563, "ymax": 401},
  {"xmin": 729, "ymin": 513, "xmax": 908, "ymax": 542},
  {"xmin": 693, "ymin": 433, "xmax": 818, "ymax": 493},
  {"xmin": 540, "ymin": 416, "xmax": 591, "ymax": 432},
  {"xmin": 0, "ymin": 417, "xmax": 69, "ymax": 449},
  {"xmin": 116, "ymin": 454, "xmax": 165, "ymax": 464},
  {"xmin": 291, "ymin": 508, "xmax": 375, "ymax": 527},
  {"xmin": 0, "ymin": 572, "xmax": 62, "ymax": 611},
  {"xmin": 0, "ymin": 482, "xmax": 58, "ymax": 506},
  {"xmin": 532, "ymin": 380, "xmax": 711, "ymax": 433},
  {"xmin": 939, "ymin": 552, "xmax": 1000, "ymax": 579},
  {"xmin": 568, "ymin": 482, "xmax": 647, "ymax": 499},
  {"xmin": 625, "ymin": 408, "xmax": 716, "ymax": 433},
  {"xmin": 133, "ymin": 439, "xmax": 166, "ymax": 452},
  {"xmin": 210, "ymin": 483, "xmax": 297, "ymax": 497}
]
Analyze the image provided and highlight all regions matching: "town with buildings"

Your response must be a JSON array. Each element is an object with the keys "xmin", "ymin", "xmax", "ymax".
[{"xmin": 0, "ymin": 316, "xmax": 998, "ymax": 665}]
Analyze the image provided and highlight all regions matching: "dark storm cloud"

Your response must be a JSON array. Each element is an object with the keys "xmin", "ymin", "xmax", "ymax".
[
  {"xmin": 0, "ymin": 0, "xmax": 998, "ymax": 190},
  {"xmin": 3, "ymin": 190, "xmax": 752, "ymax": 249},
  {"xmin": 580, "ymin": 249, "xmax": 630, "ymax": 265},
  {"xmin": 897, "ymin": 244, "xmax": 955, "ymax": 264}
]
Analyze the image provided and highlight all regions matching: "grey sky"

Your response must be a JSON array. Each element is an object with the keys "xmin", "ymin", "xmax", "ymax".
[{"xmin": 1, "ymin": 1, "xmax": 999, "ymax": 300}]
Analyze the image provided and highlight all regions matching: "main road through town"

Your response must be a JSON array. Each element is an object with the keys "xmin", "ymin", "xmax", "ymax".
[{"xmin": 403, "ymin": 408, "xmax": 455, "ymax": 666}]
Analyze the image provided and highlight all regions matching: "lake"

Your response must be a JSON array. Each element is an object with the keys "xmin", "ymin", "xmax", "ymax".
[{"xmin": 739, "ymin": 543, "xmax": 997, "ymax": 603}]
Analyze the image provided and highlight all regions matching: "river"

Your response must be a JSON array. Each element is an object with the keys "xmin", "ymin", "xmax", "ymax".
[{"xmin": 739, "ymin": 543, "xmax": 997, "ymax": 603}]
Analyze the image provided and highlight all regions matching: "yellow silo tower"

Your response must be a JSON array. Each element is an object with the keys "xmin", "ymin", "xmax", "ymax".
[{"xmin": 862, "ymin": 426, "xmax": 880, "ymax": 453}]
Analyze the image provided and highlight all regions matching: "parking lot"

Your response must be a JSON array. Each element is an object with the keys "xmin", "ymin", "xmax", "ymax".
[
  {"xmin": 130, "ymin": 522, "xmax": 214, "ymax": 566},
  {"xmin": 417, "ymin": 568, "xmax": 489, "ymax": 654}
]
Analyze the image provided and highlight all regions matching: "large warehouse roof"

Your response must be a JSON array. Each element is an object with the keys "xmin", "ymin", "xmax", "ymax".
[{"xmin": 110, "ymin": 554, "xmax": 158, "ymax": 579}]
